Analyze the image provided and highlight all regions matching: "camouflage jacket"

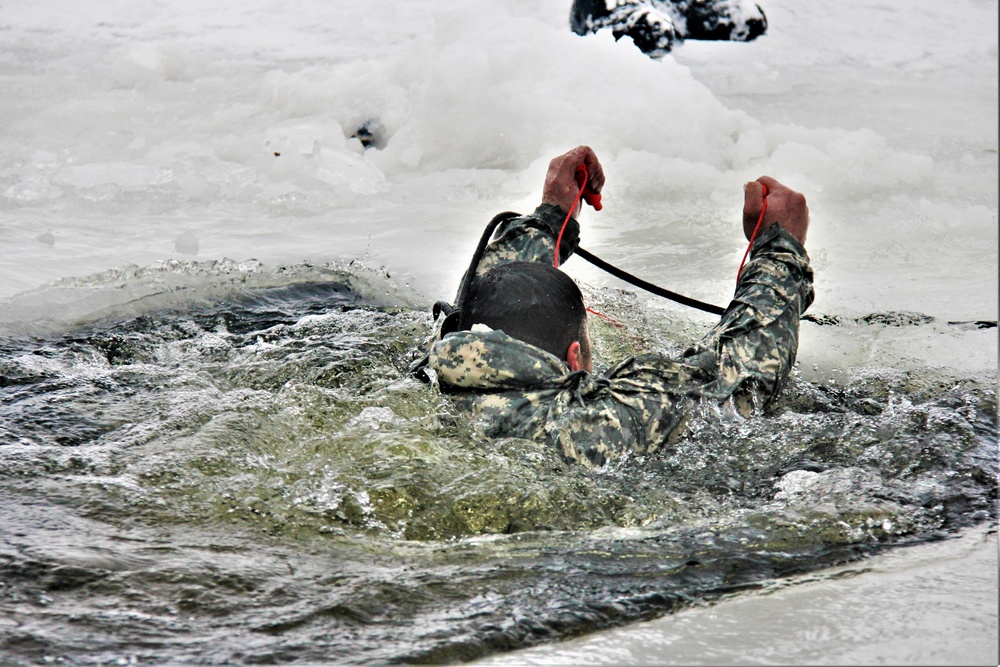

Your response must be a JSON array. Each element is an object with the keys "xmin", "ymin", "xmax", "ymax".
[{"xmin": 425, "ymin": 204, "xmax": 814, "ymax": 467}]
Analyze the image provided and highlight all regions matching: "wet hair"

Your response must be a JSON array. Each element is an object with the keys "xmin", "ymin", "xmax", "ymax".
[{"xmin": 458, "ymin": 261, "xmax": 587, "ymax": 360}]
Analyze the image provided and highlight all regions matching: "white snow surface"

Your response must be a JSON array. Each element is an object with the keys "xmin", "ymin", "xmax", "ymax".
[{"xmin": 1, "ymin": 0, "xmax": 997, "ymax": 378}]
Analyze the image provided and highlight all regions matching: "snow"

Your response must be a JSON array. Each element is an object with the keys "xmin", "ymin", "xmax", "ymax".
[{"xmin": 0, "ymin": 0, "xmax": 997, "ymax": 375}]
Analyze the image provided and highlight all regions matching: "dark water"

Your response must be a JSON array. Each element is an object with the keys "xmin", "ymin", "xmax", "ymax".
[{"xmin": 0, "ymin": 266, "xmax": 996, "ymax": 665}]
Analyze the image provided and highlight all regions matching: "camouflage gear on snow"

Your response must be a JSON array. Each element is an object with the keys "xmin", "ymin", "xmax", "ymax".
[{"xmin": 426, "ymin": 206, "xmax": 814, "ymax": 467}]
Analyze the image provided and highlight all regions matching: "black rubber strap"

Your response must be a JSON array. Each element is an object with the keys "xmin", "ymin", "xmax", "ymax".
[
  {"xmin": 575, "ymin": 247, "xmax": 996, "ymax": 329},
  {"xmin": 575, "ymin": 246, "xmax": 726, "ymax": 316}
]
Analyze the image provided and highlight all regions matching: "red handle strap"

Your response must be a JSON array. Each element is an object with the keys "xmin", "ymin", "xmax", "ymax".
[
  {"xmin": 554, "ymin": 164, "xmax": 602, "ymax": 268},
  {"xmin": 737, "ymin": 183, "xmax": 768, "ymax": 282}
]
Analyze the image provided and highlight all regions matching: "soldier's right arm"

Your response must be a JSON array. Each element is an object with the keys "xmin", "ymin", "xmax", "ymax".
[{"xmin": 474, "ymin": 146, "xmax": 605, "ymax": 277}]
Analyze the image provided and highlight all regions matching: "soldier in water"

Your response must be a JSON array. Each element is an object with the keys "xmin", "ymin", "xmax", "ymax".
[{"xmin": 417, "ymin": 146, "xmax": 812, "ymax": 467}]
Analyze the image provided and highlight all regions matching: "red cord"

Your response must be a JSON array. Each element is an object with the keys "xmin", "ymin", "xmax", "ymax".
[
  {"xmin": 586, "ymin": 306, "xmax": 626, "ymax": 329},
  {"xmin": 552, "ymin": 165, "xmax": 626, "ymax": 332},
  {"xmin": 553, "ymin": 165, "xmax": 591, "ymax": 269},
  {"xmin": 737, "ymin": 184, "xmax": 768, "ymax": 282}
]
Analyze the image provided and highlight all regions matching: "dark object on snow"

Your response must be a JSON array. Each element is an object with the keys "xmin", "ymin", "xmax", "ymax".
[
  {"xmin": 571, "ymin": 0, "xmax": 767, "ymax": 58},
  {"xmin": 351, "ymin": 120, "xmax": 385, "ymax": 150}
]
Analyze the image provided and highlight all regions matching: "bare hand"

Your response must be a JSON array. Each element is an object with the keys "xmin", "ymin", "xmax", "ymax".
[
  {"xmin": 541, "ymin": 146, "xmax": 605, "ymax": 219},
  {"xmin": 744, "ymin": 176, "xmax": 809, "ymax": 246}
]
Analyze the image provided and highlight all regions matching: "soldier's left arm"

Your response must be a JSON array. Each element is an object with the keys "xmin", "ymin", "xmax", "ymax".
[{"xmin": 686, "ymin": 224, "xmax": 815, "ymax": 409}]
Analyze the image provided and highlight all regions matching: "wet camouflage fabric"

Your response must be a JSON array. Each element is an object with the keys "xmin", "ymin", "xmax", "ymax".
[
  {"xmin": 473, "ymin": 204, "xmax": 579, "ymax": 279},
  {"xmin": 426, "ymin": 207, "xmax": 814, "ymax": 468}
]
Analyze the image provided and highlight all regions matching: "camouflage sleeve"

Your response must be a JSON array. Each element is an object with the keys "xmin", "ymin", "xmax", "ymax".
[
  {"xmin": 684, "ymin": 223, "xmax": 815, "ymax": 409},
  {"xmin": 475, "ymin": 204, "xmax": 579, "ymax": 277}
]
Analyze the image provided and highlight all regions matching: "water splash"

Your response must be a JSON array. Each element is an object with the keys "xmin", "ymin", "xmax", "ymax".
[{"xmin": 0, "ymin": 265, "xmax": 995, "ymax": 664}]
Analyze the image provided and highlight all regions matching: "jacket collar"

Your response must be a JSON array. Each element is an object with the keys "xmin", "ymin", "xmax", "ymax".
[{"xmin": 426, "ymin": 328, "xmax": 572, "ymax": 390}]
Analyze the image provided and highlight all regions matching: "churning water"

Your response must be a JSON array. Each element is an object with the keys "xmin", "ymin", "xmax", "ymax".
[
  {"xmin": 1, "ymin": 0, "xmax": 997, "ymax": 664},
  {"xmin": 0, "ymin": 263, "xmax": 995, "ymax": 663}
]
